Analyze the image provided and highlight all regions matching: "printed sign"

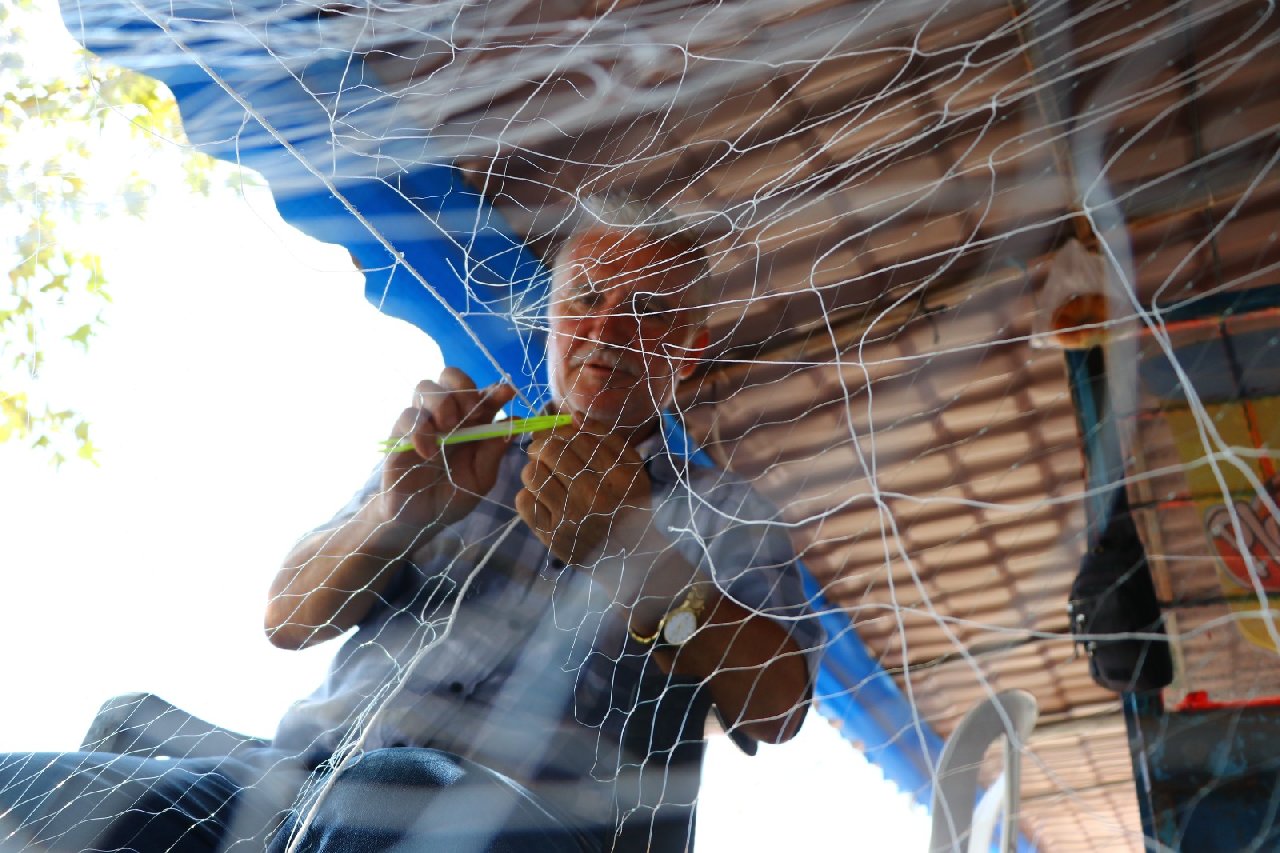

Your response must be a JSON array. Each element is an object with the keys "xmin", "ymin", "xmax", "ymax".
[
  {"xmin": 1205, "ymin": 490, "xmax": 1280, "ymax": 594},
  {"xmin": 1166, "ymin": 400, "xmax": 1280, "ymax": 653}
]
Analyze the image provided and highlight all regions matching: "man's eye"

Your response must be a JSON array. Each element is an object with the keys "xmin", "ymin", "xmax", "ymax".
[
  {"xmin": 568, "ymin": 289, "xmax": 602, "ymax": 310},
  {"xmin": 631, "ymin": 293, "xmax": 667, "ymax": 317}
]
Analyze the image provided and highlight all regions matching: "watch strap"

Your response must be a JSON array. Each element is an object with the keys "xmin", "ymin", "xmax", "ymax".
[{"xmin": 628, "ymin": 584, "xmax": 708, "ymax": 646}]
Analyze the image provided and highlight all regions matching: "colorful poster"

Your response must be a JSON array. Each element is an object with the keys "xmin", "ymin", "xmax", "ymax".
[{"xmin": 1165, "ymin": 400, "xmax": 1280, "ymax": 653}]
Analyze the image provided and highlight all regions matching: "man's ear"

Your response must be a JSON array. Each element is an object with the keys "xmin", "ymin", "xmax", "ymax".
[{"xmin": 678, "ymin": 327, "xmax": 710, "ymax": 379}]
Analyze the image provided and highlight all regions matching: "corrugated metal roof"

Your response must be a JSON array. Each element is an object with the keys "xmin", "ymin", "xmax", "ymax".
[{"xmin": 365, "ymin": 1, "xmax": 1280, "ymax": 848}]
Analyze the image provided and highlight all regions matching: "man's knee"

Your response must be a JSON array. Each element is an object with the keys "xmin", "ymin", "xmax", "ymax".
[
  {"xmin": 278, "ymin": 748, "xmax": 594, "ymax": 853},
  {"xmin": 0, "ymin": 751, "xmax": 246, "ymax": 853},
  {"xmin": 343, "ymin": 747, "xmax": 468, "ymax": 788}
]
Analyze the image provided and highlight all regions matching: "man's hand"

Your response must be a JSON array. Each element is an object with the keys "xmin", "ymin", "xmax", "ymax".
[
  {"xmin": 381, "ymin": 367, "xmax": 516, "ymax": 532},
  {"xmin": 515, "ymin": 422, "xmax": 653, "ymax": 568},
  {"xmin": 515, "ymin": 420, "xmax": 810, "ymax": 745},
  {"xmin": 268, "ymin": 367, "xmax": 513, "ymax": 650}
]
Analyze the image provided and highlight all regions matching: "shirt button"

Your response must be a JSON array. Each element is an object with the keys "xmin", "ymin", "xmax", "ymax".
[{"xmin": 448, "ymin": 681, "xmax": 465, "ymax": 694}]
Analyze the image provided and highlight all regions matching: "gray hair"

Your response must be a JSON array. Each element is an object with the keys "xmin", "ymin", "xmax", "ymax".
[{"xmin": 552, "ymin": 195, "xmax": 711, "ymax": 320}]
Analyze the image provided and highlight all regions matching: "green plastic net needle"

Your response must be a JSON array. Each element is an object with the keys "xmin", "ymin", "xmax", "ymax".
[{"xmin": 378, "ymin": 413, "xmax": 573, "ymax": 453}]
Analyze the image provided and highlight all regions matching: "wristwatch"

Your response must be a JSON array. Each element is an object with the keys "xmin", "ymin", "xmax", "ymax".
[{"xmin": 629, "ymin": 584, "xmax": 707, "ymax": 647}]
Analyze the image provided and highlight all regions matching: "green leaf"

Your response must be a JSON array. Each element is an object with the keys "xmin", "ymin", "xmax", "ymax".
[
  {"xmin": 66, "ymin": 323, "xmax": 92, "ymax": 349},
  {"xmin": 39, "ymin": 274, "xmax": 68, "ymax": 293},
  {"xmin": 0, "ymin": 2, "xmax": 232, "ymax": 466}
]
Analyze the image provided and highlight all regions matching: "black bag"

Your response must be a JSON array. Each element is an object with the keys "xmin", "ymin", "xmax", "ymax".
[{"xmin": 1068, "ymin": 492, "xmax": 1174, "ymax": 693}]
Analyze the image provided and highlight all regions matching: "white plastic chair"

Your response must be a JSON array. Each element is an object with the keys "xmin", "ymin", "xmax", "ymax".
[{"xmin": 928, "ymin": 689, "xmax": 1039, "ymax": 853}]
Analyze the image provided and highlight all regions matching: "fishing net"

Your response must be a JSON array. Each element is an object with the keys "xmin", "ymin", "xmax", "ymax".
[{"xmin": 4, "ymin": 0, "xmax": 1280, "ymax": 850}]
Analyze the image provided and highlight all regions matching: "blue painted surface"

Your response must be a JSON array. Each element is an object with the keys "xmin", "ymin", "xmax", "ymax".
[
  {"xmin": 72, "ymin": 4, "xmax": 550, "ymax": 414},
  {"xmin": 1126, "ymin": 693, "xmax": 1280, "ymax": 851},
  {"xmin": 71, "ymin": 0, "xmax": 991, "ymax": 830},
  {"xmin": 800, "ymin": 571, "xmax": 945, "ymax": 798},
  {"xmin": 1157, "ymin": 282, "xmax": 1280, "ymax": 324}
]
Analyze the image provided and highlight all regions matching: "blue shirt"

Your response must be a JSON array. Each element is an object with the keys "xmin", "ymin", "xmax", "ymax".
[{"xmin": 272, "ymin": 433, "xmax": 822, "ymax": 848}]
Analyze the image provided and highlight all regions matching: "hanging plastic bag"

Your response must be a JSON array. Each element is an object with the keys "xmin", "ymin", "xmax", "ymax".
[{"xmin": 1031, "ymin": 237, "xmax": 1109, "ymax": 349}]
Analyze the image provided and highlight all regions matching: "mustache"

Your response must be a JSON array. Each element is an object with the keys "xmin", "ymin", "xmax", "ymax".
[{"xmin": 568, "ymin": 345, "xmax": 642, "ymax": 377}]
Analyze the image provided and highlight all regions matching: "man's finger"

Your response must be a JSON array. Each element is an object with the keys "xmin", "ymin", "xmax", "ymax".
[
  {"xmin": 469, "ymin": 433, "xmax": 512, "ymax": 481},
  {"xmin": 415, "ymin": 379, "xmax": 476, "ymax": 434},
  {"xmin": 439, "ymin": 382, "xmax": 515, "ymax": 431},
  {"xmin": 577, "ymin": 418, "xmax": 634, "ymax": 459},
  {"xmin": 560, "ymin": 418, "xmax": 634, "ymax": 464},
  {"xmin": 385, "ymin": 407, "xmax": 439, "ymax": 467},
  {"xmin": 418, "ymin": 371, "xmax": 501, "ymax": 430},
  {"xmin": 515, "ymin": 489, "xmax": 554, "ymax": 541},
  {"xmin": 413, "ymin": 379, "xmax": 447, "ymax": 409},
  {"xmin": 410, "ymin": 412, "xmax": 446, "ymax": 461},
  {"xmin": 520, "ymin": 457, "xmax": 564, "ymax": 498},
  {"xmin": 529, "ymin": 431, "xmax": 594, "ymax": 473},
  {"xmin": 523, "ymin": 461, "xmax": 569, "ymax": 508},
  {"xmin": 390, "ymin": 406, "xmax": 424, "ymax": 438},
  {"xmin": 469, "ymin": 383, "xmax": 517, "ymax": 424},
  {"xmin": 532, "ymin": 496, "xmax": 565, "ymax": 541},
  {"xmin": 567, "ymin": 430, "xmax": 633, "ymax": 476},
  {"xmin": 438, "ymin": 366, "xmax": 478, "ymax": 392},
  {"xmin": 514, "ymin": 488, "xmax": 536, "ymax": 527}
]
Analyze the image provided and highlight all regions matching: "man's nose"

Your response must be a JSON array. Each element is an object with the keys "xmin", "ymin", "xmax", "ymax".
[{"xmin": 584, "ymin": 305, "xmax": 638, "ymax": 345}]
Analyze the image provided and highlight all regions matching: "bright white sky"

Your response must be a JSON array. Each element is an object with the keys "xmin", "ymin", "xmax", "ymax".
[{"xmin": 1, "ymin": 7, "xmax": 932, "ymax": 849}]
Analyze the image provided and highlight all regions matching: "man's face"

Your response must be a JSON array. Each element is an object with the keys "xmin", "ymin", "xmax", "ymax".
[{"xmin": 548, "ymin": 227, "xmax": 708, "ymax": 431}]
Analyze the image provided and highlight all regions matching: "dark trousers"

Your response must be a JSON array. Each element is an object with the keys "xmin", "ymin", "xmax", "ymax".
[{"xmin": 0, "ymin": 748, "xmax": 602, "ymax": 852}]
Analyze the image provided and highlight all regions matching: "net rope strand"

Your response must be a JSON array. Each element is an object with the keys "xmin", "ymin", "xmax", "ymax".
[{"xmin": 15, "ymin": 0, "xmax": 1280, "ymax": 849}]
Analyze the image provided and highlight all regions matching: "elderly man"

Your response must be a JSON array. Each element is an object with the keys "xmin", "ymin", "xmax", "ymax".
[
  {"xmin": 264, "ymin": 206, "xmax": 820, "ymax": 851},
  {"xmin": 0, "ymin": 207, "xmax": 819, "ymax": 853}
]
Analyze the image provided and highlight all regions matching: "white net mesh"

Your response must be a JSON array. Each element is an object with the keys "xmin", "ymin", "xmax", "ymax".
[{"xmin": 5, "ymin": 0, "xmax": 1280, "ymax": 851}]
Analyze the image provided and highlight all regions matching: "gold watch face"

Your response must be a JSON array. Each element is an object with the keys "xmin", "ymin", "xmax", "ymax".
[{"xmin": 662, "ymin": 608, "xmax": 698, "ymax": 646}]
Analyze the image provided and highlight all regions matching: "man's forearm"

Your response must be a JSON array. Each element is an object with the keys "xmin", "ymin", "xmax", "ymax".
[
  {"xmin": 654, "ymin": 593, "xmax": 810, "ymax": 744},
  {"xmin": 612, "ymin": 536, "xmax": 810, "ymax": 745},
  {"xmin": 265, "ymin": 500, "xmax": 432, "ymax": 650}
]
